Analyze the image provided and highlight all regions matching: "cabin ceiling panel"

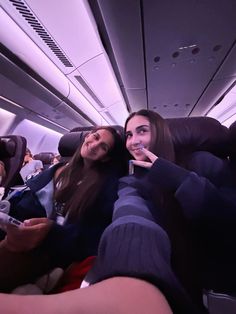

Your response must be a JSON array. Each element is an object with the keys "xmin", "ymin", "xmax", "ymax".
[
  {"xmin": 190, "ymin": 77, "xmax": 236, "ymax": 117},
  {"xmin": 125, "ymin": 89, "xmax": 148, "ymax": 112},
  {"xmin": 143, "ymin": 0, "xmax": 236, "ymax": 117},
  {"xmin": 214, "ymin": 45, "xmax": 236, "ymax": 80},
  {"xmin": 90, "ymin": 0, "xmax": 236, "ymax": 117}
]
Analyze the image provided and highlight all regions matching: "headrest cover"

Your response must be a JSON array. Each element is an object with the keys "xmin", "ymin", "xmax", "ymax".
[
  {"xmin": 0, "ymin": 138, "xmax": 16, "ymax": 158},
  {"xmin": 58, "ymin": 132, "xmax": 87, "ymax": 157},
  {"xmin": 166, "ymin": 117, "xmax": 230, "ymax": 158}
]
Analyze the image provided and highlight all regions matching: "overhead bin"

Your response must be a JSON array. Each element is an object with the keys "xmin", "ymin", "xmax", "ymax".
[
  {"xmin": 0, "ymin": 52, "xmax": 92, "ymax": 131},
  {"xmin": 0, "ymin": 7, "xmax": 70, "ymax": 98},
  {"xmin": 0, "ymin": 0, "xmax": 129, "ymax": 126},
  {"xmin": 68, "ymin": 53, "xmax": 128, "ymax": 125},
  {"xmin": 191, "ymin": 45, "xmax": 236, "ymax": 117}
]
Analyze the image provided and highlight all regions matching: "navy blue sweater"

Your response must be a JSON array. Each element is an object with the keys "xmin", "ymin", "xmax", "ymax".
[
  {"xmin": 89, "ymin": 180, "xmax": 204, "ymax": 314},
  {"xmin": 89, "ymin": 152, "xmax": 236, "ymax": 313},
  {"xmin": 8, "ymin": 164, "xmax": 120, "ymax": 268}
]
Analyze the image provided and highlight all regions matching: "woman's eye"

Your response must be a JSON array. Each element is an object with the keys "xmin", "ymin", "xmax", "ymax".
[
  {"xmin": 101, "ymin": 145, "xmax": 108, "ymax": 152},
  {"xmin": 126, "ymin": 133, "xmax": 132, "ymax": 139},
  {"xmin": 139, "ymin": 128, "xmax": 149, "ymax": 134}
]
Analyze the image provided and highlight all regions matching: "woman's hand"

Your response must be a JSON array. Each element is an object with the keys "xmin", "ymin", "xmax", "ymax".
[
  {"xmin": 131, "ymin": 148, "xmax": 158, "ymax": 169},
  {"xmin": 2, "ymin": 218, "xmax": 53, "ymax": 253}
]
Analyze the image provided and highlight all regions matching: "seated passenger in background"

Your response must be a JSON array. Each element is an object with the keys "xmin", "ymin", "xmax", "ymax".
[
  {"xmin": 0, "ymin": 126, "xmax": 125, "ymax": 292},
  {"xmin": 20, "ymin": 148, "xmax": 43, "ymax": 182},
  {"xmin": 0, "ymin": 160, "xmax": 6, "ymax": 185},
  {"xmin": 51, "ymin": 154, "xmax": 61, "ymax": 166},
  {"xmin": 124, "ymin": 109, "xmax": 236, "ymax": 302}
]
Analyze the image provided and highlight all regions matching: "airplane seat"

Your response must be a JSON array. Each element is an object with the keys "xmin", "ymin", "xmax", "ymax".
[
  {"xmin": 33, "ymin": 152, "xmax": 55, "ymax": 170},
  {"xmin": 166, "ymin": 116, "xmax": 230, "ymax": 167},
  {"xmin": 70, "ymin": 126, "xmax": 93, "ymax": 132},
  {"xmin": 0, "ymin": 135, "xmax": 26, "ymax": 192},
  {"xmin": 165, "ymin": 117, "xmax": 233, "ymax": 313},
  {"xmin": 58, "ymin": 131, "xmax": 88, "ymax": 162},
  {"xmin": 204, "ymin": 121, "xmax": 236, "ymax": 312},
  {"xmin": 59, "ymin": 126, "xmax": 125, "ymax": 161},
  {"xmin": 229, "ymin": 120, "xmax": 236, "ymax": 163},
  {"xmin": 70, "ymin": 125, "xmax": 124, "ymax": 136}
]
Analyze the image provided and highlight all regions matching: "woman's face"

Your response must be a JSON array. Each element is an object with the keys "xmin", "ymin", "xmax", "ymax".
[
  {"xmin": 24, "ymin": 152, "xmax": 31, "ymax": 163},
  {"xmin": 125, "ymin": 115, "xmax": 152, "ymax": 161},
  {"xmin": 80, "ymin": 129, "xmax": 114, "ymax": 164}
]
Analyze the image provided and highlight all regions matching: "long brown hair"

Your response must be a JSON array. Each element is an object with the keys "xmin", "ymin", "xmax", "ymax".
[
  {"xmin": 54, "ymin": 126, "xmax": 125, "ymax": 221},
  {"xmin": 124, "ymin": 109, "xmax": 175, "ymax": 162}
]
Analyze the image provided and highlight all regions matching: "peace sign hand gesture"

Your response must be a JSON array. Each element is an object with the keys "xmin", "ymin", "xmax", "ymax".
[{"xmin": 131, "ymin": 148, "xmax": 158, "ymax": 169}]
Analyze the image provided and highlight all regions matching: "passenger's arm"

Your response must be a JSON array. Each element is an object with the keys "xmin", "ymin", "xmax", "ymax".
[
  {"xmin": 88, "ymin": 180, "xmax": 198, "ymax": 314},
  {"xmin": 147, "ymin": 157, "xmax": 236, "ymax": 221},
  {"xmin": 0, "ymin": 277, "xmax": 172, "ymax": 314}
]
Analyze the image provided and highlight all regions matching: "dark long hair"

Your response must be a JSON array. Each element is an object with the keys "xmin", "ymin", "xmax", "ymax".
[
  {"xmin": 124, "ymin": 109, "xmax": 175, "ymax": 162},
  {"xmin": 54, "ymin": 126, "xmax": 125, "ymax": 221}
]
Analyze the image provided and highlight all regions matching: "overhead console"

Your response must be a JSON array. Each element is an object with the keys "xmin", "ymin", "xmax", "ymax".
[{"xmin": 0, "ymin": 0, "xmax": 129, "ymax": 128}]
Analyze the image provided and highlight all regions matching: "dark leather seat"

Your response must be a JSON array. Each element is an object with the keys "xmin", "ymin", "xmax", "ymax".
[
  {"xmin": 0, "ymin": 135, "xmax": 26, "ymax": 192},
  {"xmin": 166, "ymin": 117, "xmax": 235, "ymax": 314},
  {"xmin": 166, "ymin": 116, "xmax": 230, "ymax": 164},
  {"xmin": 59, "ymin": 126, "xmax": 125, "ymax": 160},
  {"xmin": 58, "ymin": 131, "xmax": 87, "ymax": 160}
]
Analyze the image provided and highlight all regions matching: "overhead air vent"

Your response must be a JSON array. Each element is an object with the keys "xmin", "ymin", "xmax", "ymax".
[
  {"xmin": 8, "ymin": 0, "xmax": 73, "ymax": 67},
  {"xmin": 74, "ymin": 75, "xmax": 105, "ymax": 109}
]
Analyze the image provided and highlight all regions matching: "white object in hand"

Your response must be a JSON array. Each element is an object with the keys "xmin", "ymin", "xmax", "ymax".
[{"xmin": 0, "ymin": 212, "xmax": 22, "ymax": 228}]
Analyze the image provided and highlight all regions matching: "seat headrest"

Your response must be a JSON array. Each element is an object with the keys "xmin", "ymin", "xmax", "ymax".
[
  {"xmin": 58, "ymin": 131, "xmax": 87, "ymax": 157},
  {"xmin": 33, "ymin": 152, "xmax": 55, "ymax": 165},
  {"xmin": 0, "ymin": 138, "xmax": 16, "ymax": 158},
  {"xmin": 60, "ymin": 126, "xmax": 125, "ymax": 158},
  {"xmin": 229, "ymin": 121, "xmax": 236, "ymax": 161},
  {"xmin": 166, "ymin": 117, "xmax": 230, "ymax": 158}
]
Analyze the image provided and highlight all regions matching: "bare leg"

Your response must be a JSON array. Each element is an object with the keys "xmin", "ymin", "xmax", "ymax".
[{"xmin": 0, "ymin": 277, "xmax": 172, "ymax": 314}]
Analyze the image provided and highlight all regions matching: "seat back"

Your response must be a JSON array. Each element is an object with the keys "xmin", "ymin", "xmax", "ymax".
[
  {"xmin": 33, "ymin": 152, "xmax": 55, "ymax": 170},
  {"xmin": 229, "ymin": 121, "xmax": 236, "ymax": 162},
  {"xmin": 58, "ymin": 131, "xmax": 87, "ymax": 161},
  {"xmin": 0, "ymin": 135, "xmax": 27, "ymax": 190},
  {"xmin": 165, "ymin": 117, "xmax": 231, "ymax": 309},
  {"xmin": 166, "ymin": 116, "xmax": 230, "ymax": 166}
]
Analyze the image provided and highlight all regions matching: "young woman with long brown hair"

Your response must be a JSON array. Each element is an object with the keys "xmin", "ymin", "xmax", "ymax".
[{"xmin": 0, "ymin": 126, "xmax": 126, "ymax": 292}]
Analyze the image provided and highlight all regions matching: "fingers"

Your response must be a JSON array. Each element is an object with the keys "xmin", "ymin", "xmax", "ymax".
[
  {"xmin": 132, "ymin": 160, "xmax": 152, "ymax": 169},
  {"xmin": 23, "ymin": 217, "xmax": 49, "ymax": 226},
  {"xmin": 141, "ymin": 148, "xmax": 158, "ymax": 163},
  {"xmin": 130, "ymin": 148, "xmax": 158, "ymax": 170}
]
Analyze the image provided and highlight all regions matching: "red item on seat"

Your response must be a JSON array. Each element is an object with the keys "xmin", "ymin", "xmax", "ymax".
[{"xmin": 55, "ymin": 256, "xmax": 96, "ymax": 293}]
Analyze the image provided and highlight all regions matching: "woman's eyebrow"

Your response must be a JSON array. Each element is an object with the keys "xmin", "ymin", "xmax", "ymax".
[
  {"xmin": 125, "ymin": 130, "xmax": 132, "ymax": 136},
  {"xmin": 136, "ymin": 124, "xmax": 150, "ymax": 131}
]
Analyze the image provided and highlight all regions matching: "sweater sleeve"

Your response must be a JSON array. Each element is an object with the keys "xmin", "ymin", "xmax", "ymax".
[
  {"xmin": 88, "ymin": 179, "xmax": 200, "ymax": 314},
  {"xmin": 147, "ymin": 158, "xmax": 236, "ymax": 222}
]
